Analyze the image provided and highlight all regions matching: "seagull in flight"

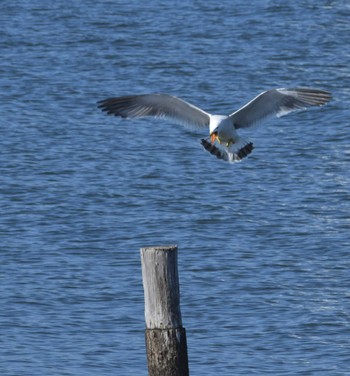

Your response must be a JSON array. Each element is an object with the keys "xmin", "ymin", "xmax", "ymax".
[{"xmin": 98, "ymin": 87, "xmax": 331, "ymax": 163}]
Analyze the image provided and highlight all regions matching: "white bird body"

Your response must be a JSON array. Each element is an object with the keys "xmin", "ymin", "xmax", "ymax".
[
  {"xmin": 98, "ymin": 87, "xmax": 331, "ymax": 163},
  {"xmin": 209, "ymin": 115, "xmax": 237, "ymax": 142}
]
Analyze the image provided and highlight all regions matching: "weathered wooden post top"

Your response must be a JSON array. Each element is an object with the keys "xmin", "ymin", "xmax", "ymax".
[{"xmin": 140, "ymin": 245, "xmax": 189, "ymax": 376}]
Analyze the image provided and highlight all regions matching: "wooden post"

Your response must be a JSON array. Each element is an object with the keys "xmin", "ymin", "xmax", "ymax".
[{"xmin": 140, "ymin": 245, "xmax": 189, "ymax": 376}]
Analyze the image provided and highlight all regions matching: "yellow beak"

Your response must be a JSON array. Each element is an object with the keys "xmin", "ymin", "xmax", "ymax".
[{"xmin": 210, "ymin": 132, "xmax": 218, "ymax": 144}]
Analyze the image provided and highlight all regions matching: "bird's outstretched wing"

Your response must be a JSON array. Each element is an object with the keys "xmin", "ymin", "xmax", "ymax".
[
  {"xmin": 98, "ymin": 94, "xmax": 210, "ymax": 129},
  {"xmin": 230, "ymin": 87, "xmax": 332, "ymax": 129}
]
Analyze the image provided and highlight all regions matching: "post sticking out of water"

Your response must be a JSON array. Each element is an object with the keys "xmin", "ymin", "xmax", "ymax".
[{"xmin": 140, "ymin": 245, "xmax": 189, "ymax": 376}]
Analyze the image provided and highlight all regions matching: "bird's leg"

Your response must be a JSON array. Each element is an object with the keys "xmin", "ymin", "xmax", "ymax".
[
  {"xmin": 226, "ymin": 139, "xmax": 235, "ymax": 147},
  {"xmin": 210, "ymin": 132, "xmax": 218, "ymax": 144}
]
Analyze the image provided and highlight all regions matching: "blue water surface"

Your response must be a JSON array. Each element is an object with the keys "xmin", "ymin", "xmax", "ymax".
[{"xmin": 1, "ymin": 1, "xmax": 350, "ymax": 375}]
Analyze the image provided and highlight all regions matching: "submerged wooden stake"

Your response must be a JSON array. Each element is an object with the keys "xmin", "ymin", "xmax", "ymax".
[{"xmin": 140, "ymin": 245, "xmax": 189, "ymax": 376}]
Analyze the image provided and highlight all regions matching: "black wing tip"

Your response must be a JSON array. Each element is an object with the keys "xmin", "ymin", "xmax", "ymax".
[
  {"xmin": 201, "ymin": 139, "xmax": 255, "ymax": 162},
  {"xmin": 201, "ymin": 139, "xmax": 228, "ymax": 161},
  {"xmin": 97, "ymin": 97, "xmax": 128, "ymax": 116},
  {"xmin": 97, "ymin": 98, "xmax": 112, "ymax": 111},
  {"xmin": 97, "ymin": 95, "xmax": 154, "ymax": 117},
  {"xmin": 236, "ymin": 142, "xmax": 254, "ymax": 160},
  {"xmin": 290, "ymin": 87, "xmax": 333, "ymax": 104}
]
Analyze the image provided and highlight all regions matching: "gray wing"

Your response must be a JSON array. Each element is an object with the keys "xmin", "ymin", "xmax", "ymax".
[
  {"xmin": 98, "ymin": 93, "xmax": 210, "ymax": 129},
  {"xmin": 229, "ymin": 87, "xmax": 332, "ymax": 129}
]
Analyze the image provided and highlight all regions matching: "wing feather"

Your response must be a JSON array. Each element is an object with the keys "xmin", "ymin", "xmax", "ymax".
[
  {"xmin": 230, "ymin": 87, "xmax": 332, "ymax": 129},
  {"xmin": 98, "ymin": 94, "xmax": 210, "ymax": 129}
]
